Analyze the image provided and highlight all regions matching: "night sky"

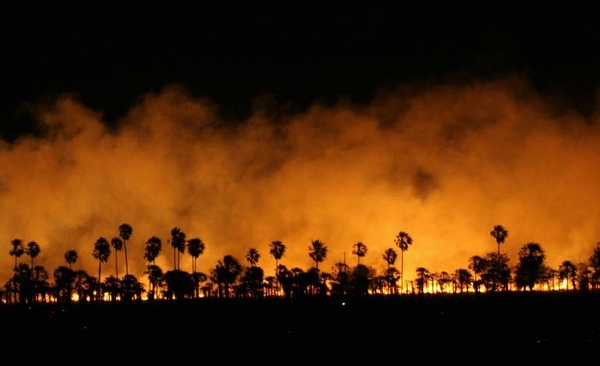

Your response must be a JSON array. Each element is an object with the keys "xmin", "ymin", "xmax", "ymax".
[{"xmin": 4, "ymin": 2, "xmax": 599, "ymax": 139}]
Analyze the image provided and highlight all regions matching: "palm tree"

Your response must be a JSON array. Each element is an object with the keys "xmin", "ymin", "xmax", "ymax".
[
  {"xmin": 415, "ymin": 266, "xmax": 430, "ymax": 294},
  {"xmin": 144, "ymin": 236, "xmax": 162, "ymax": 264},
  {"xmin": 352, "ymin": 242, "xmax": 368, "ymax": 265},
  {"xmin": 490, "ymin": 225, "xmax": 509, "ymax": 291},
  {"xmin": 64, "ymin": 250, "xmax": 79, "ymax": 270},
  {"xmin": 145, "ymin": 264, "xmax": 164, "ymax": 300},
  {"xmin": 170, "ymin": 227, "xmax": 186, "ymax": 270},
  {"xmin": 143, "ymin": 236, "xmax": 162, "ymax": 298},
  {"xmin": 382, "ymin": 248, "xmax": 399, "ymax": 294},
  {"xmin": 119, "ymin": 223, "xmax": 133, "ymax": 276},
  {"xmin": 9, "ymin": 238, "xmax": 25, "ymax": 270},
  {"xmin": 187, "ymin": 238, "xmax": 206, "ymax": 274},
  {"xmin": 8, "ymin": 238, "xmax": 25, "ymax": 304},
  {"xmin": 269, "ymin": 240, "xmax": 286, "ymax": 295},
  {"xmin": 92, "ymin": 237, "xmax": 111, "ymax": 294},
  {"xmin": 394, "ymin": 231, "xmax": 413, "ymax": 293},
  {"xmin": 25, "ymin": 241, "xmax": 41, "ymax": 268},
  {"xmin": 243, "ymin": 249, "xmax": 263, "ymax": 298},
  {"xmin": 110, "ymin": 237, "xmax": 124, "ymax": 277},
  {"xmin": 269, "ymin": 240, "xmax": 286, "ymax": 271},
  {"xmin": 382, "ymin": 248, "xmax": 398, "ymax": 268},
  {"xmin": 308, "ymin": 239, "xmax": 328, "ymax": 270},
  {"xmin": 246, "ymin": 248, "xmax": 260, "ymax": 267},
  {"xmin": 490, "ymin": 225, "xmax": 508, "ymax": 256}
]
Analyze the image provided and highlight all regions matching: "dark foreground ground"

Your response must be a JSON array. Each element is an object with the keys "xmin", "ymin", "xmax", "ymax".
[{"xmin": 3, "ymin": 291, "xmax": 599, "ymax": 364}]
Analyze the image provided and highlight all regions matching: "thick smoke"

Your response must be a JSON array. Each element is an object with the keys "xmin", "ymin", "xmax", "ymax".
[{"xmin": 1, "ymin": 77, "xmax": 599, "ymax": 284}]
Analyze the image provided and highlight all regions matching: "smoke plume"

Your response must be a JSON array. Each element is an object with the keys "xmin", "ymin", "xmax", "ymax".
[{"xmin": 1, "ymin": 76, "xmax": 599, "ymax": 284}]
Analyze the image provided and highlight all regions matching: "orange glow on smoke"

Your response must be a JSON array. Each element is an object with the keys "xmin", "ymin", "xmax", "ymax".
[{"xmin": 1, "ymin": 77, "xmax": 599, "ymax": 285}]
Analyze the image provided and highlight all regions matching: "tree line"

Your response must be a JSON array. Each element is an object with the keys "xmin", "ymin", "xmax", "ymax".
[{"xmin": 2, "ymin": 223, "xmax": 600, "ymax": 305}]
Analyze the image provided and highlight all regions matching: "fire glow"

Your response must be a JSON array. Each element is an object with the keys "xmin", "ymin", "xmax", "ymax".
[{"xmin": 1, "ymin": 77, "xmax": 599, "ymax": 285}]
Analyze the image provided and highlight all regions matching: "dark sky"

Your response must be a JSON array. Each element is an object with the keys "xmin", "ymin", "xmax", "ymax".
[{"xmin": 3, "ymin": 2, "xmax": 599, "ymax": 141}]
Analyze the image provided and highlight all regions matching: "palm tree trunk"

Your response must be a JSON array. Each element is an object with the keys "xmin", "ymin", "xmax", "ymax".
[
  {"xmin": 124, "ymin": 241, "xmax": 129, "ymax": 276},
  {"xmin": 401, "ymin": 251, "xmax": 404, "ymax": 294}
]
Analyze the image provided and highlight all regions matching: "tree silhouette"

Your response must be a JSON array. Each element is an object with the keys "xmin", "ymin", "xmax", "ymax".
[
  {"xmin": 332, "ymin": 261, "xmax": 350, "ymax": 297},
  {"xmin": 118, "ymin": 223, "xmax": 133, "ymax": 276},
  {"xmin": 384, "ymin": 267, "xmax": 400, "ymax": 295},
  {"xmin": 187, "ymin": 238, "xmax": 206, "ymax": 274},
  {"xmin": 241, "ymin": 248, "xmax": 263, "ymax": 298},
  {"xmin": 103, "ymin": 275, "xmax": 122, "ymax": 301},
  {"xmin": 13, "ymin": 263, "xmax": 34, "ymax": 304},
  {"xmin": 490, "ymin": 225, "xmax": 509, "ymax": 256},
  {"xmin": 110, "ymin": 237, "xmax": 124, "ymax": 278},
  {"xmin": 415, "ymin": 267, "xmax": 430, "ymax": 294},
  {"xmin": 6, "ymin": 217, "xmax": 600, "ymax": 306},
  {"xmin": 187, "ymin": 238, "xmax": 207, "ymax": 298},
  {"xmin": 25, "ymin": 241, "xmax": 41, "ymax": 269},
  {"xmin": 515, "ymin": 242, "xmax": 546, "ymax": 291},
  {"xmin": 242, "ymin": 267, "xmax": 264, "ymax": 298},
  {"xmin": 269, "ymin": 240, "xmax": 286, "ymax": 294},
  {"xmin": 121, "ymin": 273, "xmax": 144, "ymax": 301},
  {"xmin": 164, "ymin": 269, "xmax": 194, "ymax": 300},
  {"xmin": 144, "ymin": 236, "xmax": 162, "ymax": 264},
  {"xmin": 558, "ymin": 260, "xmax": 577, "ymax": 290},
  {"xmin": 64, "ymin": 250, "xmax": 78, "ymax": 269},
  {"xmin": 383, "ymin": 248, "xmax": 398, "ymax": 268},
  {"xmin": 394, "ymin": 231, "xmax": 413, "ymax": 293},
  {"xmin": 74, "ymin": 269, "xmax": 96, "ymax": 302},
  {"xmin": 8, "ymin": 238, "xmax": 25, "ymax": 303},
  {"xmin": 275, "ymin": 264, "xmax": 293, "ymax": 299},
  {"xmin": 382, "ymin": 248, "xmax": 399, "ymax": 294},
  {"xmin": 468, "ymin": 255, "xmax": 485, "ymax": 292},
  {"xmin": 31, "ymin": 264, "xmax": 49, "ymax": 303},
  {"xmin": 211, "ymin": 254, "xmax": 242, "ymax": 298},
  {"xmin": 9, "ymin": 238, "xmax": 25, "ymax": 270},
  {"xmin": 455, "ymin": 268, "xmax": 473, "ymax": 293},
  {"xmin": 53, "ymin": 266, "xmax": 76, "ymax": 303},
  {"xmin": 589, "ymin": 242, "xmax": 600, "ymax": 280},
  {"xmin": 308, "ymin": 239, "xmax": 328, "ymax": 270},
  {"xmin": 350, "ymin": 264, "xmax": 373, "ymax": 297},
  {"xmin": 170, "ymin": 227, "xmax": 186, "ymax": 270},
  {"xmin": 352, "ymin": 242, "xmax": 368, "ymax": 265},
  {"xmin": 577, "ymin": 262, "xmax": 592, "ymax": 291},
  {"xmin": 304, "ymin": 267, "xmax": 322, "ymax": 296},
  {"xmin": 481, "ymin": 252, "xmax": 511, "ymax": 292},
  {"xmin": 246, "ymin": 248, "xmax": 260, "ymax": 267},
  {"xmin": 92, "ymin": 237, "xmax": 111, "ymax": 298},
  {"xmin": 145, "ymin": 264, "xmax": 164, "ymax": 300},
  {"xmin": 539, "ymin": 266, "xmax": 557, "ymax": 291}
]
